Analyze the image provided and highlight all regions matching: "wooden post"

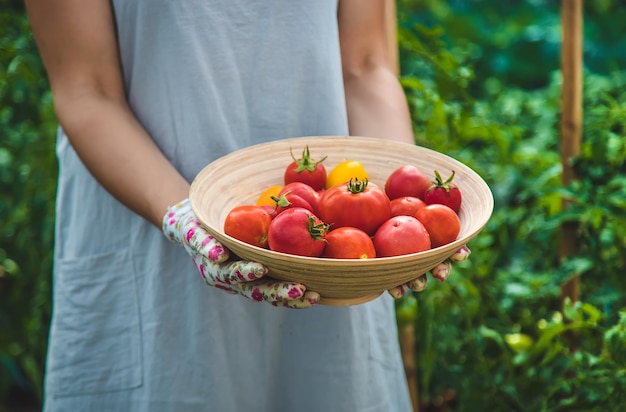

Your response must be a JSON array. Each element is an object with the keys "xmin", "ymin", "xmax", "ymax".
[
  {"xmin": 400, "ymin": 322, "xmax": 419, "ymax": 412},
  {"xmin": 385, "ymin": 2, "xmax": 419, "ymax": 411},
  {"xmin": 559, "ymin": 0, "xmax": 583, "ymax": 309}
]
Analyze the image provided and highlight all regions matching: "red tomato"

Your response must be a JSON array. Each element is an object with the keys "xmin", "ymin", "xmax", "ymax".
[
  {"xmin": 384, "ymin": 165, "xmax": 432, "ymax": 200},
  {"xmin": 224, "ymin": 205, "xmax": 273, "ymax": 248},
  {"xmin": 271, "ymin": 192, "xmax": 314, "ymax": 215},
  {"xmin": 322, "ymin": 227, "xmax": 376, "ymax": 259},
  {"xmin": 390, "ymin": 196, "xmax": 427, "ymax": 217},
  {"xmin": 415, "ymin": 204, "xmax": 460, "ymax": 248},
  {"xmin": 278, "ymin": 182, "xmax": 321, "ymax": 214},
  {"xmin": 318, "ymin": 178, "xmax": 391, "ymax": 236},
  {"xmin": 423, "ymin": 170, "xmax": 462, "ymax": 213},
  {"xmin": 267, "ymin": 207, "xmax": 329, "ymax": 257},
  {"xmin": 284, "ymin": 145, "xmax": 328, "ymax": 191},
  {"xmin": 373, "ymin": 215, "xmax": 431, "ymax": 257},
  {"xmin": 258, "ymin": 205, "xmax": 277, "ymax": 218}
]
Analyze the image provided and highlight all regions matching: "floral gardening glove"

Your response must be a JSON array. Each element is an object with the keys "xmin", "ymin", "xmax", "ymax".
[
  {"xmin": 162, "ymin": 198, "xmax": 319, "ymax": 308},
  {"xmin": 387, "ymin": 245, "xmax": 472, "ymax": 298}
]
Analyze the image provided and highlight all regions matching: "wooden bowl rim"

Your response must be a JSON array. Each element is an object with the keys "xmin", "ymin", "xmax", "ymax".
[{"xmin": 190, "ymin": 135, "xmax": 494, "ymax": 267}]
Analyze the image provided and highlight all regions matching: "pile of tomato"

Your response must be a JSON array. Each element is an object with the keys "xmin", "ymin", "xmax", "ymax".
[{"xmin": 223, "ymin": 146, "xmax": 464, "ymax": 259}]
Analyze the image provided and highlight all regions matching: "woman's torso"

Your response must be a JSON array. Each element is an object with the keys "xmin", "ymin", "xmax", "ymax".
[{"xmin": 45, "ymin": 2, "xmax": 411, "ymax": 411}]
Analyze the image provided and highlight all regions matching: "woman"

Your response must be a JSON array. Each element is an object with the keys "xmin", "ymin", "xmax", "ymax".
[{"xmin": 26, "ymin": 0, "xmax": 448, "ymax": 410}]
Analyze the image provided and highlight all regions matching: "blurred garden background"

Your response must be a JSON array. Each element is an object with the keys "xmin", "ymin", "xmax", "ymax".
[{"xmin": 2, "ymin": 0, "xmax": 626, "ymax": 411}]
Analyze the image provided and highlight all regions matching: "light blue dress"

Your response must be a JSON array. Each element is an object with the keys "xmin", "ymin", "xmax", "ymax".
[{"xmin": 44, "ymin": 1, "xmax": 412, "ymax": 411}]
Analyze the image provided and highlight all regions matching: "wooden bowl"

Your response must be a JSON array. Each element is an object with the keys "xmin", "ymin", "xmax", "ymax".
[{"xmin": 189, "ymin": 136, "xmax": 493, "ymax": 306}]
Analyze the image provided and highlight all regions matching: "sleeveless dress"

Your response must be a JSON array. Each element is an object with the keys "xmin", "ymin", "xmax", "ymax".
[{"xmin": 43, "ymin": 1, "xmax": 412, "ymax": 411}]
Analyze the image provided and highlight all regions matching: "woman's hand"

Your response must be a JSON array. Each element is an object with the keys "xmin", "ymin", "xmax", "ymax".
[
  {"xmin": 387, "ymin": 245, "xmax": 472, "ymax": 298},
  {"xmin": 162, "ymin": 199, "xmax": 320, "ymax": 308}
]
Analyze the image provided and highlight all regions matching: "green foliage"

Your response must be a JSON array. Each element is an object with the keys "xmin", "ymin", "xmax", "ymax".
[
  {"xmin": 398, "ymin": 0, "xmax": 626, "ymax": 93},
  {"xmin": 396, "ymin": 3, "xmax": 626, "ymax": 410},
  {"xmin": 0, "ymin": 5, "xmax": 57, "ymax": 407}
]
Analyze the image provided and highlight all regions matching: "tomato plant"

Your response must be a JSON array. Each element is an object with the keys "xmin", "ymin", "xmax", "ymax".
[
  {"xmin": 384, "ymin": 165, "xmax": 432, "ymax": 200},
  {"xmin": 423, "ymin": 170, "xmax": 462, "ymax": 213},
  {"xmin": 504, "ymin": 333, "xmax": 534, "ymax": 353},
  {"xmin": 322, "ymin": 227, "xmax": 376, "ymax": 259},
  {"xmin": 373, "ymin": 215, "xmax": 431, "ymax": 257},
  {"xmin": 318, "ymin": 178, "xmax": 391, "ymax": 235},
  {"xmin": 284, "ymin": 145, "xmax": 327, "ymax": 191},
  {"xmin": 267, "ymin": 207, "xmax": 329, "ymax": 257},
  {"xmin": 325, "ymin": 160, "xmax": 369, "ymax": 189},
  {"xmin": 390, "ymin": 196, "xmax": 427, "ymax": 217},
  {"xmin": 223, "ymin": 205, "xmax": 273, "ymax": 248},
  {"xmin": 415, "ymin": 204, "xmax": 460, "ymax": 248}
]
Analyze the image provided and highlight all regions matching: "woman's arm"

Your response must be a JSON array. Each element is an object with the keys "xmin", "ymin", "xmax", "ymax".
[
  {"xmin": 25, "ymin": 0, "xmax": 189, "ymax": 227},
  {"xmin": 337, "ymin": 0, "xmax": 414, "ymax": 144}
]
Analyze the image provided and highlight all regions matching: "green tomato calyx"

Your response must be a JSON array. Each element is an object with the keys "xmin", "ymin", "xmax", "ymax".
[
  {"xmin": 307, "ymin": 216, "xmax": 329, "ymax": 240},
  {"xmin": 347, "ymin": 177, "xmax": 369, "ymax": 194},
  {"xmin": 429, "ymin": 170, "xmax": 456, "ymax": 193},
  {"xmin": 290, "ymin": 145, "xmax": 327, "ymax": 173}
]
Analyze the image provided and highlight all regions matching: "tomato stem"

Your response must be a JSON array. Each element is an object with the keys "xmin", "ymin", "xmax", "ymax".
[
  {"xmin": 347, "ymin": 177, "xmax": 369, "ymax": 194},
  {"xmin": 271, "ymin": 193, "xmax": 291, "ymax": 208},
  {"xmin": 307, "ymin": 216, "xmax": 330, "ymax": 240},
  {"xmin": 290, "ymin": 145, "xmax": 327, "ymax": 173},
  {"xmin": 430, "ymin": 170, "xmax": 456, "ymax": 193}
]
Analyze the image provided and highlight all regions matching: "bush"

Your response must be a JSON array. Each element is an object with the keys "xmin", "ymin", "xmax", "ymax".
[
  {"xmin": 396, "ymin": 4, "xmax": 626, "ymax": 410},
  {"xmin": 0, "ymin": 3, "xmax": 57, "ymax": 408}
]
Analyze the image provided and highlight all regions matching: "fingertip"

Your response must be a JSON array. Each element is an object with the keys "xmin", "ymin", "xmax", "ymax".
[
  {"xmin": 304, "ymin": 290, "xmax": 320, "ymax": 304},
  {"xmin": 210, "ymin": 247, "xmax": 231, "ymax": 263},
  {"xmin": 387, "ymin": 285, "xmax": 409, "ymax": 299},
  {"xmin": 407, "ymin": 274, "xmax": 428, "ymax": 292},
  {"xmin": 283, "ymin": 284, "xmax": 305, "ymax": 299},
  {"xmin": 431, "ymin": 261, "xmax": 451, "ymax": 282},
  {"xmin": 284, "ymin": 291, "xmax": 320, "ymax": 309},
  {"xmin": 450, "ymin": 245, "xmax": 471, "ymax": 262}
]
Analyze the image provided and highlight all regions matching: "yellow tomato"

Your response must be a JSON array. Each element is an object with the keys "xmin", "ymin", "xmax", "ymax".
[
  {"xmin": 255, "ymin": 185, "xmax": 283, "ymax": 207},
  {"xmin": 325, "ymin": 160, "xmax": 369, "ymax": 189}
]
